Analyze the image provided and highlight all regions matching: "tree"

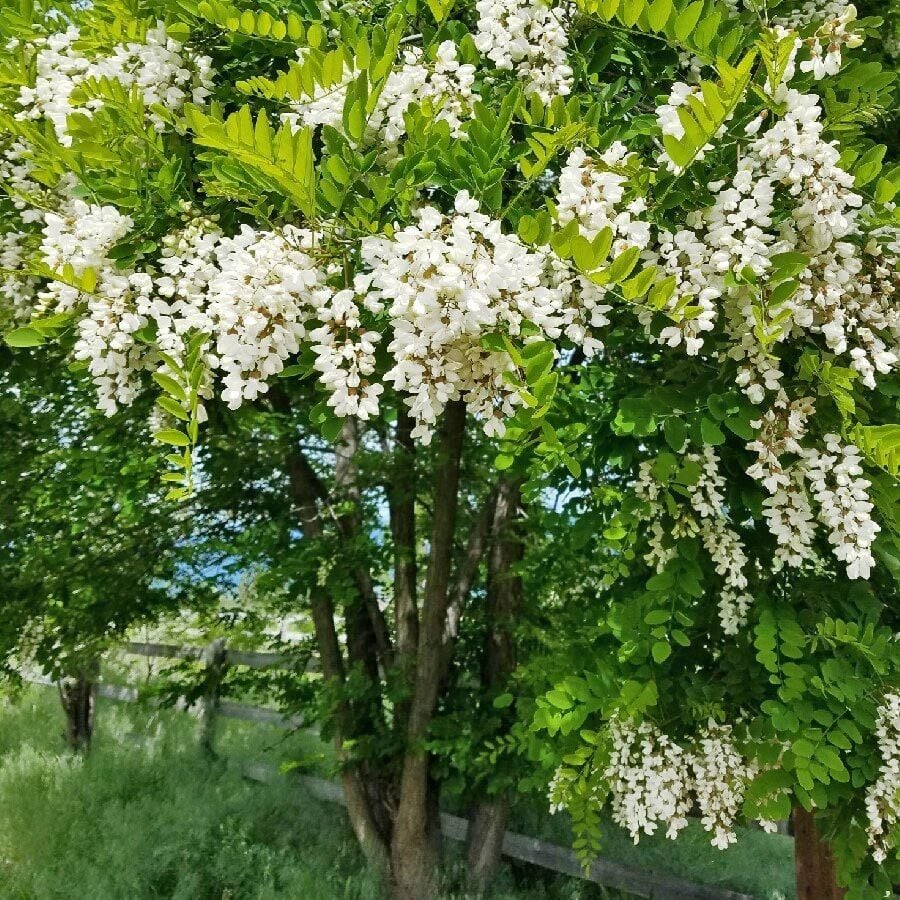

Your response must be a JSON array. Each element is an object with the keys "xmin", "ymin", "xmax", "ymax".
[
  {"xmin": 0, "ymin": 348, "xmax": 198, "ymax": 749},
  {"xmin": 1, "ymin": 0, "xmax": 898, "ymax": 896}
]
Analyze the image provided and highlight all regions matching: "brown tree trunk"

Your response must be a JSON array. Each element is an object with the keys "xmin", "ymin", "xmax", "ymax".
[
  {"xmin": 793, "ymin": 806, "xmax": 846, "ymax": 900},
  {"xmin": 57, "ymin": 659, "xmax": 99, "ymax": 752},
  {"xmin": 466, "ymin": 477, "xmax": 523, "ymax": 891},
  {"xmin": 467, "ymin": 797, "xmax": 511, "ymax": 892},
  {"xmin": 392, "ymin": 400, "xmax": 467, "ymax": 900},
  {"xmin": 280, "ymin": 412, "xmax": 391, "ymax": 875}
]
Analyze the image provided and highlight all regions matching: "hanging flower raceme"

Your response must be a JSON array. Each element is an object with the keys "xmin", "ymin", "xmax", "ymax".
[
  {"xmin": 635, "ymin": 445, "xmax": 753, "ymax": 634},
  {"xmin": 361, "ymin": 190, "xmax": 607, "ymax": 442},
  {"xmin": 15, "ymin": 23, "xmax": 214, "ymax": 144},
  {"xmin": 474, "ymin": 0, "xmax": 574, "ymax": 102},
  {"xmin": 866, "ymin": 693, "xmax": 900, "ymax": 864}
]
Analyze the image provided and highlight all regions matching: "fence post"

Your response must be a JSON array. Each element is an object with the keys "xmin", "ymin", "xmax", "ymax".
[{"xmin": 199, "ymin": 638, "xmax": 227, "ymax": 755}]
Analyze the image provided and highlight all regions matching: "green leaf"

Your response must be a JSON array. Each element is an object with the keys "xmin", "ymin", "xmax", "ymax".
[
  {"xmin": 156, "ymin": 396, "xmax": 189, "ymax": 421},
  {"xmin": 664, "ymin": 417, "xmax": 687, "ymax": 452},
  {"xmin": 769, "ymin": 252, "xmax": 810, "ymax": 279},
  {"xmin": 154, "ymin": 429, "xmax": 191, "ymax": 447},
  {"xmin": 647, "ymin": 0, "xmax": 673, "ymax": 31},
  {"xmin": 152, "ymin": 372, "xmax": 187, "ymax": 403},
  {"xmin": 700, "ymin": 417, "xmax": 726, "ymax": 446},
  {"xmin": 605, "ymin": 246, "xmax": 641, "ymax": 283},
  {"xmin": 4, "ymin": 327, "xmax": 45, "ymax": 348},
  {"xmin": 493, "ymin": 693, "xmax": 514, "ymax": 709},
  {"xmin": 673, "ymin": 1, "xmax": 704, "ymax": 42},
  {"xmin": 547, "ymin": 689, "xmax": 573, "ymax": 710},
  {"xmin": 651, "ymin": 640, "xmax": 672, "ymax": 663},
  {"xmin": 645, "ymin": 609, "xmax": 672, "ymax": 625}
]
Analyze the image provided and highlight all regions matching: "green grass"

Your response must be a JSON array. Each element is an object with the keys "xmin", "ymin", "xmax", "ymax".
[
  {"xmin": 94, "ymin": 652, "xmax": 795, "ymax": 898},
  {"xmin": 0, "ymin": 687, "xmax": 795, "ymax": 899},
  {"xmin": 0, "ymin": 689, "xmax": 626, "ymax": 900}
]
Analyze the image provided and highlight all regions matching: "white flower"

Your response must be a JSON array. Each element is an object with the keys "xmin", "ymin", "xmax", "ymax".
[
  {"xmin": 866, "ymin": 693, "xmax": 900, "ymax": 863},
  {"xmin": 16, "ymin": 24, "xmax": 214, "ymax": 144},
  {"xmin": 474, "ymin": 0, "xmax": 574, "ymax": 102}
]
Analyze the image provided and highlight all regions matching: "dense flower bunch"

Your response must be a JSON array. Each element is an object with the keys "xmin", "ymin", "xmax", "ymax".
[
  {"xmin": 745, "ymin": 396, "xmax": 880, "ymax": 578},
  {"xmin": 601, "ymin": 717, "xmax": 764, "ymax": 848},
  {"xmin": 14, "ymin": 23, "xmax": 214, "ymax": 143},
  {"xmin": 603, "ymin": 716, "xmax": 693, "ymax": 841},
  {"xmin": 555, "ymin": 143, "xmax": 651, "ymax": 252},
  {"xmin": 866, "ymin": 693, "xmax": 900, "ymax": 864},
  {"xmin": 362, "ymin": 191, "xmax": 608, "ymax": 440},
  {"xmin": 635, "ymin": 446, "xmax": 753, "ymax": 633},
  {"xmin": 474, "ymin": 0, "xmax": 574, "ymax": 102},
  {"xmin": 34, "ymin": 199, "xmax": 153, "ymax": 412}
]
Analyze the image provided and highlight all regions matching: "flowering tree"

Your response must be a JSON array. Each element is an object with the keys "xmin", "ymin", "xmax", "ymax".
[{"xmin": 1, "ymin": 0, "xmax": 898, "ymax": 896}]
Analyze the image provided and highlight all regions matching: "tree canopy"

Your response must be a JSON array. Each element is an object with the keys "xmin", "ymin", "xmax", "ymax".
[{"xmin": 0, "ymin": 0, "xmax": 898, "ymax": 896}]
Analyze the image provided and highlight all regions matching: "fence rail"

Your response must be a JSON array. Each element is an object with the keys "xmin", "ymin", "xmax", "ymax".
[{"xmin": 24, "ymin": 640, "xmax": 758, "ymax": 900}]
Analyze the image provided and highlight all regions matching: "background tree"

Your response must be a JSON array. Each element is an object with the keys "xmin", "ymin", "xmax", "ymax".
[{"xmin": 0, "ymin": 348, "xmax": 201, "ymax": 749}]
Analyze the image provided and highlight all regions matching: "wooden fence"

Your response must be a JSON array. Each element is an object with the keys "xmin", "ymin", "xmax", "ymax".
[{"xmin": 23, "ymin": 639, "xmax": 758, "ymax": 900}]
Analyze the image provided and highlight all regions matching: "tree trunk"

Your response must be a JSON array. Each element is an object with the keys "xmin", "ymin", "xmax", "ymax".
[
  {"xmin": 793, "ymin": 806, "xmax": 846, "ymax": 900},
  {"xmin": 279, "ymin": 411, "xmax": 391, "ymax": 875},
  {"xmin": 467, "ymin": 797, "xmax": 511, "ymax": 893},
  {"xmin": 392, "ymin": 400, "xmax": 467, "ymax": 900},
  {"xmin": 466, "ymin": 477, "xmax": 523, "ymax": 891},
  {"xmin": 391, "ymin": 404, "xmax": 419, "ymax": 735},
  {"xmin": 57, "ymin": 659, "xmax": 99, "ymax": 752},
  {"xmin": 199, "ymin": 638, "xmax": 227, "ymax": 756}
]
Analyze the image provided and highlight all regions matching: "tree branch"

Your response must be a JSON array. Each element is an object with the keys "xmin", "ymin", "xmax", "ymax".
[{"xmin": 391, "ymin": 403, "xmax": 419, "ymax": 662}]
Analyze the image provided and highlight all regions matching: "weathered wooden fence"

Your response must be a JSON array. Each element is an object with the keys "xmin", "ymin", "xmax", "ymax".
[{"xmin": 23, "ymin": 639, "xmax": 759, "ymax": 900}]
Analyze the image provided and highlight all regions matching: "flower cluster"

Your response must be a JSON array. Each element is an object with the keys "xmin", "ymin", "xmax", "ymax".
[
  {"xmin": 803, "ymin": 435, "xmax": 879, "ymax": 580},
  {"xmin": 474, "ymin": 0, "xmax": 574, "ymax": 102},
  {"xmin": 0, "ymin": 229, "xmax": 38, "ymax": 326},
  {"xmin": 362, "ymin": 191, "xmax": 608, "ymax": 441},
  {"xmin": 744, "ymin": 397, "xmax": 880, "ymax": 579},
  {"xmin": 647, "ymin": 81, "xmax": 899, "ymax": 405},
  {"xmin": 309, "ymin": 282, "xmax": 384, "ymax": 420},
  {"xmin": 282, "ymin": 41, "xmax": 475, "ymax": 154},
  {"xmin": 865, "ymin": 693, "xmax": 900, "ymax": 864},
  {"xmin": 604, "ymin": 717, "xmax": 693, "ymax": 842},
  {"xmin": 746, "ymin": 393, "xmax": 819, "ymax": 567},
  {"xmin": 39, "ymin": 199, "xmax": 133, "ymax": 283},
  {"xmin": 34, "ymin": 198, "xmax": 163, "ymax": 412},
  {"xmin": 16, "ymin": 23, "xmax": 213, "ymax": 144},
  {"xmin": 154, "ymin": 221, "xmax": 331, "ymax": 410},
  {"xmin": 555, "ymin": 143, "xmax": 651, "ymax": 253},
  {"xmin": 635, "ymin": 446, "xmax": 753, "ymax": 634},
  {"xmin": 691, "ymin": 722, "xmax": 765, "ymax": 849},
  {"xmin": 799, "ymin": 5, "xmax": 864, "ymax": 78},
  {"xmin": 603, "ymin": 718, "xmax": 761, "ymax": 848}
]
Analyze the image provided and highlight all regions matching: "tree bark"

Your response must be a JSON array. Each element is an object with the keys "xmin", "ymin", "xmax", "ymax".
[
  {"xmin": 391, "ymin": 404, "xmax": 418, "ymax": 735},
  {"xmin": 467, "ymin": 797, "xmax": 511, "ymax": 893},
  {"xmin": 792, "ymin": 806, "xmax": 846, "ymax": 900},
  {"xmin": 199, "ymin": 637, "xmax": 227, "ymax": 756},
  {"xmin": 281, "ymin": 416, "xmax": 391, "ymax": 874},
  {"xmin": 392, "ymin": 400, "xmax": 467, "ymax": 899},
  {"xmin": 466, "ymin": 477, "xmax": 524, "ymax": 892},
  {"xmin": 57, "ymin": 658, "xmax": 99, "ymax": 752}
]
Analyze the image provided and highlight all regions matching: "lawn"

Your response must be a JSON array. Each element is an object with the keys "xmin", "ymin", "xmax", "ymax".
[{"xmin": 0, "ymin": 688, "xmax": 794, "ymax": 899}]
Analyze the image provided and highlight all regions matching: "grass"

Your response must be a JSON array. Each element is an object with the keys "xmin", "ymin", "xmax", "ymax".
[
  {"xmin": 98, "ymin": 649, "xmax": 796, "ymax": 898},
  {"xmin": 0, "ymin": 688, "xmax": 627, "ymax": 900}
]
